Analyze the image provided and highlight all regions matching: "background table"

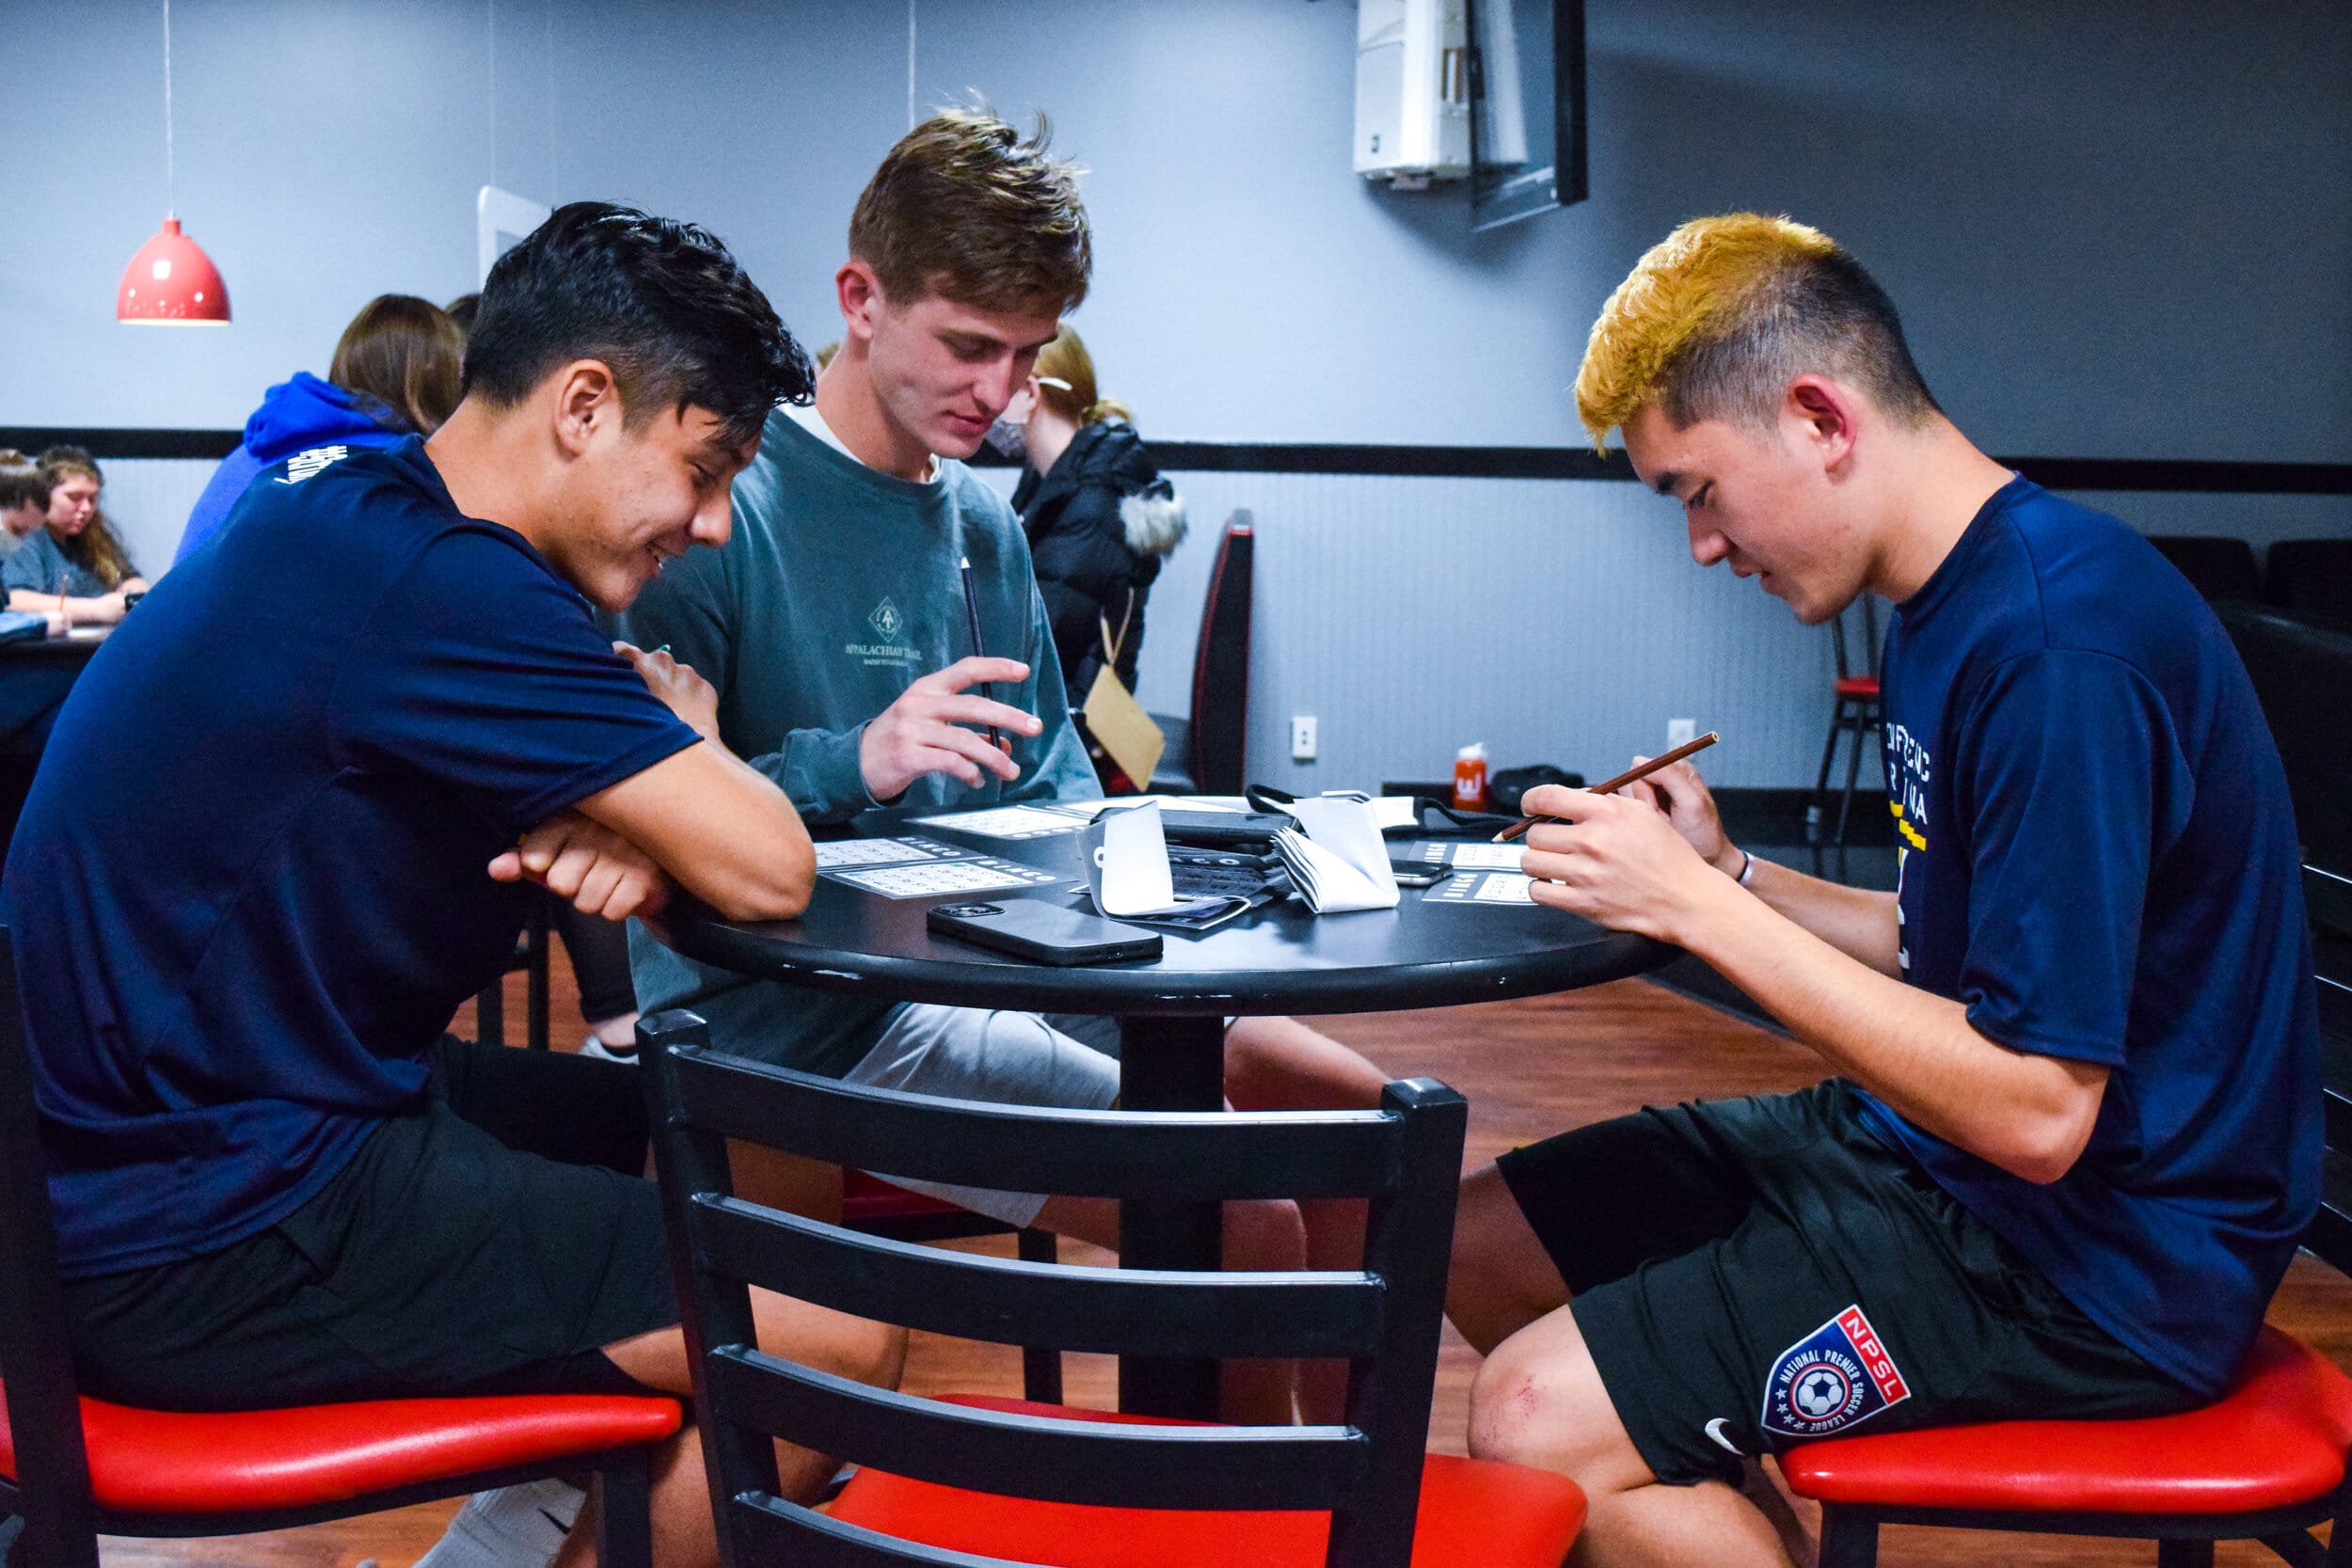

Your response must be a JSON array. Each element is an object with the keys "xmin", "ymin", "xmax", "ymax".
[{"xmin": 666, "ymin": 811, "xmax": 1672, "ymax": 1415}]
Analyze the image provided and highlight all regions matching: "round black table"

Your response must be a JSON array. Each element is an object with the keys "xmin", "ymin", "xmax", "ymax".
[{"xmin": 664, "ymin": 811, "xmax": 1672, "ymax": 1415}]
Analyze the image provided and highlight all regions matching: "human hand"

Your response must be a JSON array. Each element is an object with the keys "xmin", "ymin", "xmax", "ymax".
[
  {"xmin": 1614, "ymin": 756, "xmax": 1741, "ymax": 877},
  {"xmin": 488, "ymin": 811, "xmax": 672, "ymax": 921},
  {"xmin": 1517, "ymin": 784, "xmax": 1728, "ymax": 943},
  {"xmin": 613, "ymin": 641, "xmax": 721, "ymax": 745},
  {"xmin": 859, "ymin": 657, "xmax": 1041, "ymax": 799}
]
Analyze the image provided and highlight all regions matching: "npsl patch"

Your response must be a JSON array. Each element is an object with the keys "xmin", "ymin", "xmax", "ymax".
[{"xmin": 1760, "ymin": 1305, "xmax": 1911, "ymax": 1439}]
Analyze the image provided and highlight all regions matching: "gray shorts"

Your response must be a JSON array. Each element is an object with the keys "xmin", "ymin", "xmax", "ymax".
[{"xmin": 843, "ymin": 1004, "xmax": 1121, "ymax": 1227}]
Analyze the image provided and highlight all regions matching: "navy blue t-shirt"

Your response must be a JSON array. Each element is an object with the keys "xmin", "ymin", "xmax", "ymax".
[
  {"xmin": 1, "ymin": 438, "xmax": 699, "ymax": 1277},
  {"xmin": 1858, "ymin": 476, "xmax": 2318, "ymax": 1396}
]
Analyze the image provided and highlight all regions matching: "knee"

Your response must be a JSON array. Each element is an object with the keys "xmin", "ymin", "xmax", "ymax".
[
  {"xmin": 824, "ymin": 1314, "xmax": 909, "ymax": 1391},
  {"xmin": 1223, "ymin": 1198, "xmax": 1307, "ymax": 1271},
  {"xmin": 1468, "ymin": 1329, "xmax": 1613, "ymax": 1484}
]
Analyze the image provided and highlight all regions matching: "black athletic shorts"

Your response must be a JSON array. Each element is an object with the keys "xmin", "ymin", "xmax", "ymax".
[
  {"xmin": 1494, "ymin": 1079, "xmax": 2201, "ymax": 1486},
  {"xmin": 62, "ymin": 1037, "xmax": 675, "ymax": 1411}
]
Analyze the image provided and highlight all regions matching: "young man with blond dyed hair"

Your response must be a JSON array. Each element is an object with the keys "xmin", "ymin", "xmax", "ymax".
[
  {"xmin": 1449, "ymin": 214, "xmax": 2318, "ymax": 1564},
  {"xmin": 614, "ymin": 110, "xmax": 1392, "ymax": 1422}
]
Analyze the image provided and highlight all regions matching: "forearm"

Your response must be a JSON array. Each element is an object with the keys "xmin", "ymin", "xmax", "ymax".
[
  {"xmin": 8, "ymin": 589, "xmax": 116, "ymax": 622},
  {"xmin": 1678, "ymin": 880, "xmax": 2104, "ymax": 1181},
  {"xmin": 1731, "ymin": 852, "xmax": 1903, "ymax": 976},
  {"xmin": 578, "ymin": 744, "xmax": 817, "ymax": 923}
]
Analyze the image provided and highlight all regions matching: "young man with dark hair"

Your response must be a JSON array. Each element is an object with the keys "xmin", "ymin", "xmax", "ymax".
[
  {"xmin": 612, "ymin": 113, "xmax": 1391, "ymax": 1422},
  {"xmin": 2, "ymin": 200, "xmax": 900, "ymax": 1568},
  {"xmin": 0, "ymin": 449, "xmax": 48, "ymax": 562},
  {"xmin": 1451, "ymin": 214, "xmax": 2318, "ymax": 1566}
]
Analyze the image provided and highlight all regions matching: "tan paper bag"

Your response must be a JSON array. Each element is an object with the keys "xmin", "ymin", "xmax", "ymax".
[{"xmin": 1082, "ymin": 597, "xmax": 1165, "ymax": 787}]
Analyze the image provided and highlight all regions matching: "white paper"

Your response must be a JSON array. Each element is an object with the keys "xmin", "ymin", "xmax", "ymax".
[
  {"xmin": 1429, "ymin": 871, "xmax": 1536, "ymax": 905},
  {"xmin": 1059, "ymin": 794, "xmax": 1246, "ymax": 818},
  {"xmin": 812, "ymin": 835, "xmax": 962, "ymax": 868},
  {"xmin": 1370, "ymin": 796, "xmax": 1422, "ymax": 831},
  {"xmin": 828, "ymin": 859, "xmax": 1062, "ymax": 899},
  {"xmin": 1447, "ymin": 843, "xmax": 1532, "ymax": 870},
  {"xmin": 908, "ymin": 804, "xmax": 1090, "ymax": 839},
  {"xmin": 1274, "ymin": 797, "xmax": 1400, "ymax": 913},
  {"xmin": 1095, "ymin": 803, "xmax": 1180, "ymax": 916}
]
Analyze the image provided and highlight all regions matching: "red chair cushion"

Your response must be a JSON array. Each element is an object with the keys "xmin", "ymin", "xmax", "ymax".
[
  {"xmin": 1834, "ymin": 675, "xmax": 1881, "ymax": 699},
  {"xmin": 1780, "ymin": 1328, "xmax": 2352, "ymax": 1515},
  {"xmin": 842, "ymin": 1169, "xmax": 966, "ymax": 1223},
  {"xmin": 828, "ymin": 1395, "xmax": 1585, "ymax": 1568},
  {"xmin": 0, "ymin": 1383, "xmax": 679, "ymax": 1514}
]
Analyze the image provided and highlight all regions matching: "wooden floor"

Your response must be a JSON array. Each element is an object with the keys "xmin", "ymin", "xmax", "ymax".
[{"xmin": 103, "ymin": 956, "xmax": 2349, "ymax": 1567}]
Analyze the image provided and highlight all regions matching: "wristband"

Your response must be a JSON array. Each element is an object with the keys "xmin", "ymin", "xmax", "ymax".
[{"xmin": 1735, "ymin": 848, "xmax": 1758, "ymax": 886}]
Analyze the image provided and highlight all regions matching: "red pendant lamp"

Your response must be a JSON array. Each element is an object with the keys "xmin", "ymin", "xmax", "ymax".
[{"xmin": 118, "ymin": 0, "xmax": 229, "ymax": 325}]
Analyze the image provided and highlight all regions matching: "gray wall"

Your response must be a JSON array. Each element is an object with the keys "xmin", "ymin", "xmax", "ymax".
[{"xmin": 14, "ymin": 1, "xmax": 2350, "ymax": 786}]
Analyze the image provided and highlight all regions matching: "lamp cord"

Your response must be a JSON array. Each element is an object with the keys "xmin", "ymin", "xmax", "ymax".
[
  {"xmin": 906, "ymin": 0, "xmax": 916, "ymax": 130},
  {"xmin": 161, "ymin": 0, "xmax": 175, "ymax": 215}
]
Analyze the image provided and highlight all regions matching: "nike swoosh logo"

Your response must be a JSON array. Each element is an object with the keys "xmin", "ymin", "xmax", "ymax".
[{"xmin": 1705, "ymin": 1418, "xmax": 1745, "ymax": 1455}]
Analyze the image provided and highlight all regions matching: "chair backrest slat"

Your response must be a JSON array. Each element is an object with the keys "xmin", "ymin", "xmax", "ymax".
[
  {"xmin": 694, "ymin": 1196, "xmax": 1387, "ymax": 1360},
  {"xmin": 729, "ymin": 1490, "xmax": 1009, "ymax": 1568},
  {"xmin": 644, "ymin": 1008, "xmax": 1469, "ymax": 1568},
  {"xmin": 0, "ymin": 927, "xmax": 105, "ymax": 1568},
  {"xmin": 710, "ymin": 1347, "xmax": 1367, "ymax": 1513},
  {"xmin": 670, "ymin": 1044, "xmax": 1404, "ymax": 1201}
]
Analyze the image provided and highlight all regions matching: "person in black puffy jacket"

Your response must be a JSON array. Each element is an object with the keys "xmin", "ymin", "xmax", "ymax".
[{"xmin": 1004, "ymin": 325, "xmax": 1186, "ymax": 698}]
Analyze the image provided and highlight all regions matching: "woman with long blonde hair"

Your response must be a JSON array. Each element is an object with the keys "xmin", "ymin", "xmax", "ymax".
[{"xmin": 1001, "ymin": 325, "xmax": 1186, "ymax": 700}]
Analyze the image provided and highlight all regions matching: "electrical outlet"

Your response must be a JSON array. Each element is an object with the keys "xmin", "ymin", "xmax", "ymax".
[
  {"xmin": 1290, "ymin": 715, "xmax": 1318, "ymax": 762},
  {"xmin": 1667, "ymin": 718, "xmax": 1697, "ymax": 748}
]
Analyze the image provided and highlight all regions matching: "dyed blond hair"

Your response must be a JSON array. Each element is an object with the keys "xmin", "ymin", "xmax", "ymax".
[
  {"xmin": 1033, "ymin": 325, "xmax": 1131, "ymax": 427},
  {"xmin": 1574, "ymin": 213, "xmax": 1938, "ymax": 451}
]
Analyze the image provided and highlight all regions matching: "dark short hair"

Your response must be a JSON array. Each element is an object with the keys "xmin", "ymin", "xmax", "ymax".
[
  {"xmin": 850, "ymin": 108, "xmax": 1091, "ymax": 316},
  {"xmin": 0, "ymin": 450, "xmax": 46, "ymax": 515},
  {"xmin": 463, "ymin": 202, "xmax": 811, "ymax": 450}
]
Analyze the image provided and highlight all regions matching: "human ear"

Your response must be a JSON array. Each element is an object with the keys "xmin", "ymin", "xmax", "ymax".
[
  {"xmin": 1786, "ymin": 374, "xmax": 1858, "ymax": 473},
  {"xmin": 836, "ymin": 261, "xmax": 882, "ymax": 341},
  {"xmin": 551, "ymin": 360, "xmax": 620, "ymax": 458}
]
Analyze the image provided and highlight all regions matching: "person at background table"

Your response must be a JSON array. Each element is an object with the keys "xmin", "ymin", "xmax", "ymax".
[
  {"xmin": 0, "ymin": 449, "xmax": 47, "ymax": 561},
  {"xmin": 3, "ymin": 447, "xmax": 147, "ymax": 624},
  {"xmin": 1448, "ymin": 214, "xmax": 2318, "ymax": 1567},
  {"xmin": 613, "ymin": 108, "xmax": 1390, "ymax": 1423},
  {"xmin": 173, "ymin": 293, "xmax": 465, "ymax": 564},
  {"xmin": 1001, "ymin": 324, "xmax": 1186, "ymax": 720},
  {"xmin": 1, "ymin": 201, "xmax": 900, "ymax": 1568}
]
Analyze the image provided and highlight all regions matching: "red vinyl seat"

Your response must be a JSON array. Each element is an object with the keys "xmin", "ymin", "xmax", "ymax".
[
  {"xmin": 829, "ymin": 1396, "xmax": 1587, "ymax": 1568},
  {"xmin": 1833, "ymin": 674, "xmax": 1881, "ymax": 700},
  {"xmin": 0, "ymin": 1382, "xmax": 680, "ymax": 1515},
  {"xmin": 841, "ymin": 1167, "xmax": 964, "ymax": 1224},
  {"xmin": 1783, "ymin": 1329, "xmax": 2352, "ymax": 1516}
]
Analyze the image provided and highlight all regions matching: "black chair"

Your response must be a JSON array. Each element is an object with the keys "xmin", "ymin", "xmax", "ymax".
[
  {"xmin": 2149, "ymin": 535, "xmax": 2262, "ymax": 604},
  {"xmin": 1152, "ymin": 513, "xmax": 1254, "ymax": 795},
  {"xmin": 0, "ymin": 927, "xmax": 674, "ymax": 1568},
  {"xmin": 476, "ymin": 894, "xmax": 551, "ymax": 1052},
  {"xmin": 1811, "ymin": 596, "xmax": 1884, "ymax": 847},
  {"xmin": 637, "ymin": 1008, "xmax": 1589, "ymax": 1568},
  {"xmin": 2218, "ymin": 602, "xmax": 2352, "ymax": 874},
  {"xmin": 2265, "ymin": 540, "xmax": 2352, "ymax": 629}
]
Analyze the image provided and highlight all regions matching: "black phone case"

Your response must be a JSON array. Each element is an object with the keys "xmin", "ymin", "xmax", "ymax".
[{"xmin": 926, "ymin": 900, "xmax": 1165, "ymax": 966}]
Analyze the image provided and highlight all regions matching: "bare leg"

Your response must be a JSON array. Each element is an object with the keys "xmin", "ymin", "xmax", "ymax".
[
  {"xmin": 1222, "ymin": 1016, "xmax": 1390, "ymax": 1421},
  {"xmin": 725, "ymin": 1140, "xmax": 846, "ymax": 1223},
  {"xmin": 1447, "ymin": 1162, "xmax": 1571, "ymax": 1354},
  {"xmin": 586, "ymin": 1290, "xmax": 906, "ymax": 1568},
  {"xmin": 1470, "ymin": 1305, "xmax": 1792, "ymax": 1568},
  {"xmin": 1032, "ymin": 1192, "xmax": 1306, "ymax": 1423}
]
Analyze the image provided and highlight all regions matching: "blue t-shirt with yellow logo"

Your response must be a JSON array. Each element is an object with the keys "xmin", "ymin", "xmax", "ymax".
[{"xmin": 1858, "ymin": 475, "xmax": 2317, "ymax": 1398}]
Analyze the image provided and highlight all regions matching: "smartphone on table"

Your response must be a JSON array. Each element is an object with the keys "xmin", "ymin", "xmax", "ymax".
[{"xmin": 926, "ymin": 900, "xmax": 1164, "ymax": 966}]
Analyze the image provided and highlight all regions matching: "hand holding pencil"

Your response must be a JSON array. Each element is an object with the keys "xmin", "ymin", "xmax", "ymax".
[{"xmin": 1495, "ymin": 732, "xmax": 1720, "ymax": 842}]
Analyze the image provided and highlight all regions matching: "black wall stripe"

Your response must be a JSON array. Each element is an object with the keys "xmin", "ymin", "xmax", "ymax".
[{"xmin": 6, "ymin": 427, "xmax": 2348, "ymax": 495}]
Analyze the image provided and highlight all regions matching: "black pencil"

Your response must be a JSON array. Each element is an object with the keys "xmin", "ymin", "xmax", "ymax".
[{"xmin": 958, "ymin": 555, "xmax": 1009, "ymax": 755}]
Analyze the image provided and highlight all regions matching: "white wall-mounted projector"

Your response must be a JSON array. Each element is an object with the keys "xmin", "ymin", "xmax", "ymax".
[{"xmin": 1354, "ymin": 0, "xmax": 1471, "ymax": 186}]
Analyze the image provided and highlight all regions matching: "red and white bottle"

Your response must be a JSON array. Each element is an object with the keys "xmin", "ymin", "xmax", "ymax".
[{"xmin": 1453, "ymin": 741, "xmax": 1489, "ymax": 812}]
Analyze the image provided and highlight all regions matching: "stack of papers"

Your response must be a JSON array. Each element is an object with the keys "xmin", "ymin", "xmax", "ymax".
[
  {"xmin": 1272, "ymin": 797, "xmax": 1400, "ymax": 913},
  {"xmin": 1082, "ymin": 804, "xmax": 1248, "ymax": 925}
]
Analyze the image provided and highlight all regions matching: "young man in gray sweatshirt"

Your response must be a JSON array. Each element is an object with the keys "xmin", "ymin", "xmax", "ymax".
[{"xmin": 613, "ymin": 111, "xmax": 1388, "ymax": 1420}]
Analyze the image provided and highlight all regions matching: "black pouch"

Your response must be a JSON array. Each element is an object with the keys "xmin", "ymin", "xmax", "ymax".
[{"xmin": 1490, "ymin": 764, "xmax": 1585, "ymax": 816}]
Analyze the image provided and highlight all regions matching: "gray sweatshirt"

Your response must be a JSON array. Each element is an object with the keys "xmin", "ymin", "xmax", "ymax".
[{"xmin": 610, "ymin": 404, "xmax": 1099, "ymax": 1074}]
